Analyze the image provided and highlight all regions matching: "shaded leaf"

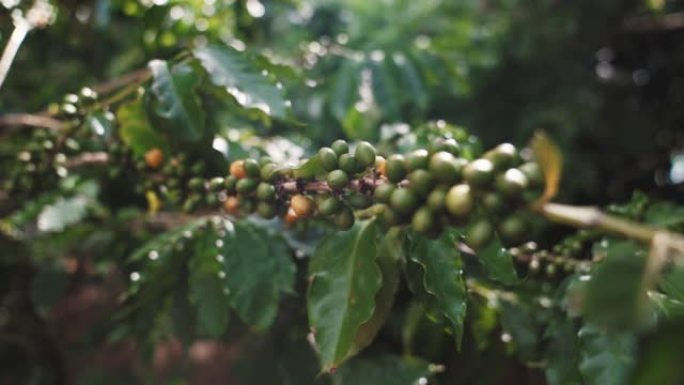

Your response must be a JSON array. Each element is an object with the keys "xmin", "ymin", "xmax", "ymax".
[
  {"xmin": 544, "ymin": 318, "xmax": 583, "ymax": 385},
  {"xmin": 218, "ymin": 220, "xmax": 296, "ymax": 329},
  {"xmin": 578, "ymin": 324, "xmax": 636, "ymax": 385},
  {"xmin": 369, "ymin": 58, "xmax": 401, "ymax": 121},
  {"xmin": 194, "ymin": 45, "xmax": 288, "ymax": 118},
  {"xmin": 477, "ymin": 234, "xmax": 518, "ymax": 285},
  {"xmin": 116, "ymin": 99, "xmax": 168, "ymax": 156},
  {"xmin": 351, "ymin": 228, "xmax": 404, "ymax": 355},
  {"xmin": 148, "ymin": 60, "xmax": 206, "ymax": 142},
  {"xmin": 293, "ymin": 154, "xmax": 326, "ymax": 179},
  {"xmin": 332, "ymin": 355, "xmax": 434, "ymax": 385},
  {"xmin": 584, "ymin": 240, "xmax": 649, "ymax": 329},
  {"xmin": 308, "ymin": 220, "xmax": 382, "ymax": 371},
  {"xmin": 329, "ymin": 60, "xmax": 361, "ymax": 122},
  {"xmin": 408, "ymin": 232, "xmax": 468, "ymax": 347}
]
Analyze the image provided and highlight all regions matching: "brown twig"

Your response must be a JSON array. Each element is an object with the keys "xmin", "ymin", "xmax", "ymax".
[
  {"xmin": 0, "ymin": 113, "xmax": 63, "ymax": 130},
  {"xmin": 623, "ymin": 11, "xmax": 684, "ymax": 32},
  {"xmin": 64, "ymin": 152, "xmax": 109, "ymax": 168},
  {"xmin": 92, "ymin": 68, "xmax": 152, "ymax": 96}
]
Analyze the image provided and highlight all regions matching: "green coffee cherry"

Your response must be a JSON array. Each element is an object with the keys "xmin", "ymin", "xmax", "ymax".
[
  {"xmin": 498, "ymin": 215, "xmax": 529, "ymax": 245},
  {"xmin": 463, "ymin": 158, "xmax": 495, "ymax": 188},
  {"xmin": 430, "ymin": 138, "xmax": 460, "ymax": 155},
  {"xmin": 412, "ymin": 206, "xmax": 436, "ymax": 235},
  {"xmin": 427, "ymin": 187, "xmax": 447, "ymax": 212},
  {"xmin": 428, "ymin": 151, "xmax": 462, "ymax": 184},
  {"xmin": 236, "ymin": 178, "xmax": 258, "ymax": 195},
  {"xmin": 327, "ymin": 170, "xmax": 349, "ymax": 190},
  {"xmin": 331, "ymin": 139, "xmax": 349, "ymax": 156},
  {"xmin": 484, "ymin": 143, "xmax": 518, "ymax": 171},
  {"xmin": 339, "ymin": 154, "xmax": 358, "ymax": 174},
  {"xmin": 466, "ymin": 219, "xmax": 495, "ymax": 250},
  {"xmin": 259, "ymin": 156, "xmax": 273, "ymax": 166},
  {"xmin": 256, "ymin": 201, "xmax": 277, "ymax": 219},
  {"xmin": 319, "ymin": 196, "xmax": 341, "ymax": 216},
  {"xmin": 206, "ymin": 193, "xmax": 219, "ymax": 206},
  {"xmin": 318, "ymin": 147, "xmax": 339, "ymax": 171},
  {"xmin": 445, "ymin": 184, "xmax": 473, "ymax": 217},
  {"xmin": 385, "ymin": 154, "xmax": 407, "ymax": 183},
  {"xmin": 256, "ymin": 182, "xmax": 277, "ymax": 201},
  {"xmin": 224, "ymin": 175, "xmax": 238, "ymax": 193},
  {"xmin": 190, "ymin": 161, "xmax": 205, "ymax": 175},
  {"xmin": 209, "ymin": 177, "xmax": 225, "ymax": 192},
  {"xmin": 408, "ymin": 169, "xmax": 434, "ymax": 198},
  {"xmin": 379, "ymin": 205, "xmax": 402, "ymax": 227},
  {"xmin": 354, "ymin": 141, "xmax": 376, "ymax": 168},
  {"xmin": 188, "ymin": 177, "xmax": 204, "ymax": 192},
  {"xmin": 240, "ymin": 198, "xmax": 256, "ymax": 213},
  {"xmin": 519, "ymin": 162, "xmax": 544, "ymax": 189},
  {"xmin": 244, "ymin": 158, "xmax": 261, "ymax": 178},
  {"xmin": 405, "ymin": 149, "xmax": 429, "ymax": 171},
  {"xmin": 373, "ymin": 183, "xmax": 395, "ymax": 203},
  {"xmin": 495, "ymin": 168, "xmax": 529, "ymax": 198},
  {"xmin": 481, "ymin": 192, "xmax": 507, "ymax": 214},
  {"xmin": 334, "ymin": 205, "xmax": 355, "ymax": 230},
  {"xmin": 390, "ymin": 188, "xmax": 418, "ymax": 215},
  {"xmin": 347, "ymin": 192, "xmax": 373, "ymax": 209}
]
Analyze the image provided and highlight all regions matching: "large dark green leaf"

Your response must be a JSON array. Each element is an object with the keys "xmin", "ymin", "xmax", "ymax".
[
  {"xmin": 544, "ymin": 318, "xmax": 583, "ymax": 385},
  {"xmin": 329, "ymin": 60, "xmax": 361, "ymax": 122},
  {"xmin": 193, "ymin": 45, "xmax": 288, "ymax": 118},
  {"xmin": 351, "ymin": 228, "xmax": 404, "ymax": 356},
  {"xmin": 369, "ymin": 58, "xmax": 401, "ymax": 121},
  {"xmin": 408, "ymin": 232, "xmax": 468, "ymax": 347},
  {"xmin": 218, "ymin": 220, "xmax": 296, "ymax": 329},
  {"xmin": 578, "ymin": 324, "xmax": 636, "ymax": 385},
  {"xmin": 116, "ymin": 99, "xmax": 168, "ymax": 156},
  {"xmin": 148, "ymin": 60, "xmax": 206, "ymax": 142},
  {"xmin": 332, "ymin": 355, "xmax": 434, "ymax": 385},
  {"xmin": 308, "ymin": 220, "xmax": 382, "ymax": 371},
  {"xmin": 584, "ymin": 240, "xmax": 648, "ymax": 329},
  {"xmin": 188, "ymin": 227, "xmax": 230, "ymax": 337}
]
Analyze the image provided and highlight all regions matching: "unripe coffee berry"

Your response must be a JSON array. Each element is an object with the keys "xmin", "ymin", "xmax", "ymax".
[
  {"xmin": 354, "ymin": 141, "xmax": 376, "ymax": 168},
  {"xmin": 334, "ymin": 205, "xmax": 355, "ymax": 230},
  {"xmin": 390, "ymin": 188, "xmax": 418, "ymax": 215},
  {"xmin": 373, "ymin": 183, "xmax": 395, "ymax": 203},
  {"xmin": 236, "ymin": 178, "xmax": 258, "ymax": 195},
  {"xmin": 463, "ymin": 158, "xmax": 495, "ymax": 188},
  {"xmin": 331, "ymin": 139, "xmax": 349, "ymax": 156},
  {"xmin": 412, "ymin": 206, "xmax": 435, "ymax": 235},
  {"xmin": 318, "ymin": 196, "xmax": 341, "ymax": 216},
  {"xmin": 318, "ymin": 147, "xmax": 339, "ymax": 171},
  {"xmin": 428, "ymin": 151, "xmax": 461, "ymax": 184},
  {"xmin": 466, "ymin": 219, "xmax": 495, "ymax": 250},
  {"xmin": 405, "ymin": 149, "xmax": 429, "ymax": 171},
  {"xmin": 495, "ymin": 168, "xmax": 528, "ymax": 199},
  {"xmin": 445, "ymin": 184, "xmax": 473, "ymax": 217},
  {"xmin": 244, "ymin": 158, "xmax": 261, "ymax": 178},
  {"xmin": 327, "ymin": 170, "xmax": 349, "ymax": 190},
  {"xmin": 385, "ymin": 154, "xmax": 407, "ymax": 183},
  {"xmin": 408, "ymin": 169, "xmax": 434, "ymax": 198},
  {"xmin": 338, "ymin": 154, "xmax": 358, "ymax": 174},
  {"xmin": 256, "ymin": 182, "xmax": 277, "ymax": 201},
  {"xmin": 256, "ymin": 201, "xmax": 277, "ymax": 219}
]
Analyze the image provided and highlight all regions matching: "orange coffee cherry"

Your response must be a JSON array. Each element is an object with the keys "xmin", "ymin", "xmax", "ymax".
[
  {"xmin": 144, "ymin": 148, "xmax": 164, "ymax": 169},
  {"xmin": 284, "ymin": 207, "xmax": 300, "ymax": 225},
  {"xmin": 230, "ymin": 160, "xmax": 247, "ymax": 179},
  {"xmin": 223, "ymin": 196, "xmax": 240, "ymax": 215},
  {"xmin": 291, "ymin": 194, "xmax": 315, "ymax": 217}
]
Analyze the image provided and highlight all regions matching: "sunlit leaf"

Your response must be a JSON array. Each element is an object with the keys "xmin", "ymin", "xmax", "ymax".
[
  {"xmin": 308, "ymin": 220, "xmax": 382, "ymax": 371},
  {"xmin": 578, "ymin": 324, "xmax": 636, "ymax": 385},
  {"xmin": 116, "ymin": 99, "xmax": 168, "ymax": 156},
  {"xmin": 332, "ymin": 355, "xmax": 434, "ymax": 385},
  {"xmin": 531, "ymin": 131, "xmax": 563, "ymax": 206}
]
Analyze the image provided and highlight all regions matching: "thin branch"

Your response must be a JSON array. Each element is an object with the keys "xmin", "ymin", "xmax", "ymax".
[
  {"xmin": 0, "ymin": 19, "xmax": 30, "ymax": 90},
  {"xmin": 64, "ymin": 152, "xmax": 109, "ymax": 168},
  {"xmin": 92, "ymin": 68, "xmax": 151, "ymax": 95},
  {"xmin": 623, "ymin": 11, "xmax": 684, "ymax": 32},
  {"xmin": 0, "ymin": 113, "xmax": 63, "ymax": 130}
]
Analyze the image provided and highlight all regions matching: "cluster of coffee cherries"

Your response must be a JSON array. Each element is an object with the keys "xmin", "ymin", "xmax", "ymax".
[
  {"xmin": 55, "ymin": 87, "xmax": 99, "ymax": 122},
  {"xmin": 186, "ymin": 138, "xmax": 546, "ymax": 250}
]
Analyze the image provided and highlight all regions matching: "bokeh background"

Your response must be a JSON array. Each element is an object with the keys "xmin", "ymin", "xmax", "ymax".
[{"xmin": 1, "ymin": 0, "xmax": 684, "ymax": 384}]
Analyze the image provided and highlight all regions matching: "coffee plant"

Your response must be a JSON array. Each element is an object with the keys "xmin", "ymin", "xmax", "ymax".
[{"xmin": 2, "ymin": 1, "xmax": 684, "ymax": 384}]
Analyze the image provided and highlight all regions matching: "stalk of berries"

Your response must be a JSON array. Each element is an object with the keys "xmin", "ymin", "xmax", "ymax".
[{"xmin": 144, "ymin": 137, "xmax": 546, "ymax": 251}]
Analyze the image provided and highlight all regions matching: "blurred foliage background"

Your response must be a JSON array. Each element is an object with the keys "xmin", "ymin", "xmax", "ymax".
[{"xmin": 2, "ymin": 0, "xmax": 684, "ymax": 384}]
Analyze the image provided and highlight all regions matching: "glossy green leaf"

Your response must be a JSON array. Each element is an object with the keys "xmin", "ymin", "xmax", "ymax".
[
  {"xmin": 332, "ymin": 355, "xmax": 434, "ymax": 385},
  {"xmin": 499, "ymin": 301, "xmax": 541, "ymax": 361},
  {"xmin": 408, "ymin": 232, "xmax": 468, "ymax": 347},
  {"xmin": 293, "ymin": 154, "xmax": 326, "ymax": 179},
  {"xmin": 116, "ymin": 99, "xmax": 168, "ymax": 156},
  {"xmin": 644, "ymin": 201, "xmax": 684, "ymax": 230},
  {"xmin": 477, "ymin": 235, "xmax": 519, "ymax": 285},
  {"xmin": 584, "ymin": 240, "xmax": 648, "ymax": 329},
  {"xmin": 218, "ymin": 221, "xmax": 296, "ymax": 329},
  {"xmin": 330, "ymin": 60, "xmax": 361, "ymax": 122},
  {"xmin": 369, "ymin": 59, "xmax": 401, "ymax": 121},
  {"xmin": 189, "ymin": 227, "xmax": 230, "ymax": 337},
  {"xmin": 193, "ymin": 45, "xmax": 288, "ymax": 118},
  {"xmin": 351, "ymin": 228, "xmax": 403, "ymax": 355},
  {"xmin": 148, "ymin": 60, "xmax": 206, "ymax": 142},
  {"xmin": 308, "ymin": 220, "xmax": 382, "ymax": 371},
  {"xmin": 578, "ymin": 324, "xmax": 636, "ymax": 385}
]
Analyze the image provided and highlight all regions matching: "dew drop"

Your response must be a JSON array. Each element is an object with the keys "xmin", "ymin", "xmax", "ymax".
[{"xmin": 148, "ymin": 250, "xmax": 159, "ymax": 260}]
